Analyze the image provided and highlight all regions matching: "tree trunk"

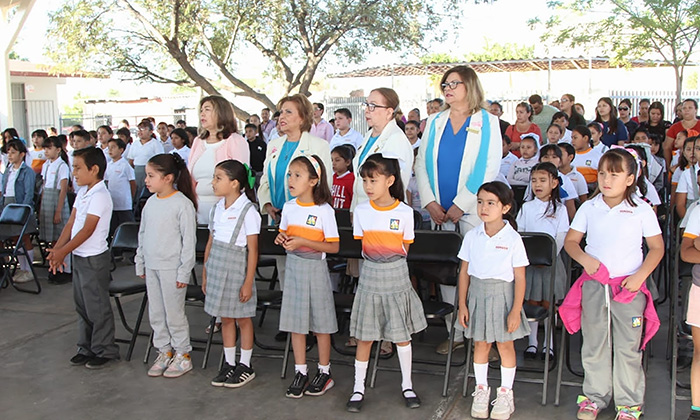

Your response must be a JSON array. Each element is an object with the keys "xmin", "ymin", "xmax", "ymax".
[{"xmin": 674, "ymin": 64, "xmax": 683, "ymax": 105}]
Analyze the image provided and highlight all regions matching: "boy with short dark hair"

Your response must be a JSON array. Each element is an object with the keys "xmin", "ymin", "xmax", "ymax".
[
  {"xmin": 48, "ymin": 147, "xmax": 119, "ymax": 369},
  {"xmin": 105, "ymin": 138, "xmax": 136, "ymax": 235}
]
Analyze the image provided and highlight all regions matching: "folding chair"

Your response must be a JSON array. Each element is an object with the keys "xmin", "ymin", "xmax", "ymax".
[
  {"xmin": 671, "ymin": 225, "xmax": 694, "ymax": 419},
  {"xmin": 256, "ymin": 226, "xmax": 285, "ymax": 348},
  {"xmin": 330, "ymin": 228, "xmax": 363, "ymax": 357},
  {"xmin": 0, "ymin": 204, "xmax": 41, "ymax": 294},
  {"xmin": 108, "ymin": 222, "xmax": 148, "ymax": 361}
]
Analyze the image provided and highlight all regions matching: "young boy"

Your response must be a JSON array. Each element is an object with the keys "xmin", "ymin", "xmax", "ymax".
[
  {"xmin": 105, "ymin": 138, "xmax": 136, "ymax": 235},
  {"xmin": 570, "ymin": 126, "xmax": 601, "ymax": 188},
  {"xmin": 244, "ymin": 123, "xmax": 267, "ymax": 173},
  {"xmin": 404, "ymin": 120, "xmax": 421, "ymax": 150},
  {"xmin": 48, "ymin": 147, "xmax": 119, "ymax": 369},
  {"xmin": 500, "ymin": 135, "xmax": 518, "ymax": 179},
  {"xmin": 558, "ymin": 142, "xmax": 589, "ymax": 203}
]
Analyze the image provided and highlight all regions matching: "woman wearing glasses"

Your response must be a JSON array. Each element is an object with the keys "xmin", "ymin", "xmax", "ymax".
[
  {"xmin": 559, "ymin": 93, "xmax": 587, "ymax": 129},
  {"xmin": 349, "ymin": 88, "xmax": 414, "ymax": 210},
  {"xmin": 414, "ymin": 65, "xmax": 502, "ymax": 356},
  {"xmin": 617, "ymin": 99, "xmax": 639, "ymax": 136}
]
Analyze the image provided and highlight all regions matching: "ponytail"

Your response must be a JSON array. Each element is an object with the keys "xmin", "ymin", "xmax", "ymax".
[
  {"xmin": 215, "ymin": 159, "xmax": 257, "ymax": 203},
  {"xmin": 46, "ymin": 136, "xmax": 72, "ymax": 188},
  {"xmin": 147, "ymin": 153, "xmax": 198, "ymax": 211}
]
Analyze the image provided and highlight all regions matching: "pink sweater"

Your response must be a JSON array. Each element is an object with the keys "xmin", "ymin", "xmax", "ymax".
[{"xmin": 187, "ymin": 133, "xmax": 250, "ymax": 182}]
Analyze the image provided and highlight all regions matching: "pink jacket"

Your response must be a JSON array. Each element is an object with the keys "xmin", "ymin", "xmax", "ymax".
[
  {"xmin": 187, "ymin": 133, "xmax": 250, "ymax": 180},
  {"xmin": 559, "ymin": 263, "xmax": 659, "ymax": 350}
]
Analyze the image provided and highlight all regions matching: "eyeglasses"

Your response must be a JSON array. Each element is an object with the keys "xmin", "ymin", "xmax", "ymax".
[
  {"xmin": 362, "ymin": 102, "xmax": 390, "ymax": 112},
  {"xmin": 560, "ymin": 98, "xmax": 570, "ymax": 103},
  {"xmin": 618, "ymin": 107, "xmax": 629, "ymax": 111},
  {"xmin": 440, "ymin": 80, "xmax": 464, "ymax": 91}
]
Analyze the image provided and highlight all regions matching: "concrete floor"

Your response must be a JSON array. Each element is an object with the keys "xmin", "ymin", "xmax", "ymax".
[{"xmin": 0, "ymin": 260, "xmax": 691, "ymax": 420}]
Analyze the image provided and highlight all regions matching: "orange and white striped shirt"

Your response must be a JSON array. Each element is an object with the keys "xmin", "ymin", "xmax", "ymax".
[
  {"xmin": 572, "ymin": 148, "xmax": 602, "ymax": 184},
  {"xmin": 279, "ymin": 199, "xmax": 339, "ymax": 260},
  {"xmin": 353, "ymin": 199, "xmax": 414, "ymax": 263}
]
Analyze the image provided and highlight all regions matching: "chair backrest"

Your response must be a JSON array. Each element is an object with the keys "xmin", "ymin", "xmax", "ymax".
[
  {"xmin": 195, "ymin": 226, "xmax": 210, "ymax": 254},
  {"xmin": 412, "ymin": 210, "xmax": 423, "ymax": 230},
  {"xmin": 512, "ymin": 185, "xmax": 527, "ymax": 209},
  {"xmin": 407, "ymin": 230, "xmax": 462, "ymax": 284},
  {"xmin": 334, "ymin": 227, "xmax": 363, "ymax": 259},
  {"xmin": 335, "ymin": 208, "xmax": 352, "ymax": 228},
  {"xmin": 519, "ymin": 232, "xmax": 556, "ymax": 267},
  {"xmin": 0, "ymin": 203, "xmax": 31, "ymax": 227},
  {"xmin": 259, "ymin": 226, "xmax": 287, "ymax": 256},
  {"xmin": 111, "ymin": 222, "xmax": 140, "ymax": 252}
]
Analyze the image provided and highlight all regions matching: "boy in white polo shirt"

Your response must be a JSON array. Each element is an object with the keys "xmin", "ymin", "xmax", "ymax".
[
  {"xmin": 48, "ymin": 147, "xmax": 119, "ymax": 369},
  {"xmin": 105, "ymin": 138, "xmax": 136, "ymax": 235}
]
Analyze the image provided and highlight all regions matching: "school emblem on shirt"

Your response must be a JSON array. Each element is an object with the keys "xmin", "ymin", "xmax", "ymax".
[
  {"xmin": 631, "ymin": 316, "xmax": 642, "ymax": 328},
  {"xmin": 389, "ymin": 219, "xmax": 400, "ymax": 230},
  {"xmin": 586, "ymin": 160, "xmax": 592, "ymax": 166},
  {"xmin": 306, "ymin": 215, "xmax": 318, "ymax": 226}
]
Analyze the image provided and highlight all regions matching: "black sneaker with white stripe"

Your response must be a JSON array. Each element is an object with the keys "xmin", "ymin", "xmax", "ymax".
[
  {"xmin": 285, "ymin": 371, "xmax": 309, "ymax": 398},
  {"xmin": 304, "ymin": 370, "xmax": 334, "ymax": 396},
  {"xmin": 211, "ymin": 363, "xmax": 235, "ymax": 387},
  {"xmin": 224, "ymin": 363, "xmax": 256, "ymax": 388}
]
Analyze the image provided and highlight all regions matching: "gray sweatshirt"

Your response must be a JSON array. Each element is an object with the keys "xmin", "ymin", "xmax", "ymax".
[{"xmin": 135, "ymin": 191, "xmax": 197, "ymax": 284}]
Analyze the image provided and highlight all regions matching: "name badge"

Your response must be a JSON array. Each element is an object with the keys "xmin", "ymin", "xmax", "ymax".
[{"xmin": 467, "ymin": 127, "xmax": 480, "ymax": 135}]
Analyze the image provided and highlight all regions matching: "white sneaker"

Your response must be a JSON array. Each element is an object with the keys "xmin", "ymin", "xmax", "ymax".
[
  {"xmin": 471, "ymin": 384, "xmax": 491, "ymax": 419},
  {"xmin": 490, "ymin": 387, "xmax": 514, "ymax": 420},
  {"xmin": 163, "ymin": 353, "xmax": 193, "ymax": 378},
  {"xmin": 147, "ymin": 351, "xmax": 173, "ymax": 377},
  {"xmin": 13, "ymin": 270, "xmax": 34, "ymax": 283}
]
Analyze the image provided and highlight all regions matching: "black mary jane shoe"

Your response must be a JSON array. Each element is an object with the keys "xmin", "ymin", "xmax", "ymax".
[
  {"xmin": 402, "ymin": 389, "xmax": 421, "ymax": 409},
  {"xmin": 523, "ymin": 345, "xmax": 538, "ymax": 360},
  {"xmin": 346, "ymin": 392, "xmax": 364, "ymax": 413}
]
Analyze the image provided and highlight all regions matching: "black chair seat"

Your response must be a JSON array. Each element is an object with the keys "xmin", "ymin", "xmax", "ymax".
[
  {"xmin": 334, "ymin": 293, "xmax": 355, "ymax": 312},
  {"xmin": 109, "ymin": 277, "xmax": 146, "ymax": 297},
  {"xmin": 257, "ymin": 290, "xmax": 282, "ymax": 306},
  {"xmin": 423, "ymin": 301, "xmax": 454, "ymax": 319},
  {"xmin": 679, "ymin": 261, "xmax": 693, "ymax": 278},
  {"xmin": 258, "ymin": 257, "xmax": 276, "ymax": 268},
  {"xmin": 524, "ymin": 303, "xmax": 548, "ymax": 321},
  {"xmin": 186, "ymin": 285, "xmax": 205, "ymax": 302}
]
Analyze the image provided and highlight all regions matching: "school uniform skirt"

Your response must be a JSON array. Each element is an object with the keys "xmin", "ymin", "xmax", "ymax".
[
  {"xmin": 465, "ymin": 276, "xmax": 530, "ymax": 343},
  {"xmin": 204, "ymin": 240, "xmax": 257, "ymax": 318},
  {"xmin": 1, "ymin": 197, "xmax": 38, "ymax": 235},
  {"xmin": 39, "ymin": 187, "xmax": 70, "ymax": 242},
  {"xmin": 524, "ymin": 255, "xmax": 567, "ymax": 302},
  {"xmin": 350, "ymin": 259, "xmax": 427, "ymax": 343},
  {"xmin": 279, "ymin": 253, "xmax": 338, "ymax": 335}
]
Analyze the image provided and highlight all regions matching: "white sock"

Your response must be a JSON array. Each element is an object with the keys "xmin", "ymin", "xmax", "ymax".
[
  {"xmin": 500, "ymin": 365, "xmax": 516, "ymax": 389},
  {"xmin": 396, "ymin": 343, "xmax": 416, "ymax": 397},
  {"xmin": 352, "ymin": 359, "xmax": 368, "ymax": 400},
  {"xmin": 318, "ymin": 363, "xmax": 330, "ymax": 374},
  {"xmin": 295, "ymin": 364, "xmax": 308, "ymax": 375},
  {"xmin": 239, "ymin": 348, "xmax": 252, "ymax": 367},
  {"xmin": 19, "ymin": 249, "xmax": 33, "ymax": 272},
  {"xmin": 528, "ymin": 321, "xmax": 539, "ymax": 348},
  {"xmin": 474, "ymin": 362, "xmax": 489, "ymax": 387},
  {"xmin": 224, "ymin": 346, "xmax": 236, "ymax": 366}
]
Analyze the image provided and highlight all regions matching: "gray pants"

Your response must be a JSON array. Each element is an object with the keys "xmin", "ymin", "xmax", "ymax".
[
  {"xmin": 73, "ymin": 251, "xmax": 119, "ymax": 359},
  {"xmin": 581, "ymin": 281, "xmax": 646, "ymax": 408},
  {"xmin": 146, "ymin": 268, "xmax": 192, "ymax": 354}
]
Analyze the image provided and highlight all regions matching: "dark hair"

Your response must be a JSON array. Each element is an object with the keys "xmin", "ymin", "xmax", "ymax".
[
  {"xmin": 89, "ymin": 130, "xmax": 98, "ymax": 141},
  {"xmin": 503, "ymin": 134, "xmax": 511, "ymax": 145},
  {"xmin": 137, "ymin": 120, "xmax": 156, "ymax": 139},
  {"xmin": 684, "ymin": 98, "xmax": 699, "ymax": 110},
  {"xmin": 546, "ymin": 123, "xmax": 563, "ymax": 136},
  {"xmin": 432, "ymin": 98, "xmax": 444, "ymax": 106},
  {"xmin": 620, "ymin": 98, "xmax": 632, "ymax": 108},
  {"xmin": 32, "ymin": 129, "xmax": 48, "ymax": 140},
  {"xmin": 244, "ymin": 123, "xmax": 257, "ymax": 132},
  {"xmin": 491, "ymin": 101, "xmax": 503, "ymax": 112},
  {"xmin": 594, "ymin": 97, "xmax": 620, "ymax": 134},
  {"xmin": 359, "ymin": 153, "xmax": 405, "ymax": 202},
  {"xmin": 313, "ymin": 103, "xmax": 325, "ymax": 112},
  {"xmin": 551, "ymin": 111, "xmax": 569, "ymax": 123},
  {"xmin": 215, "ymin": 159, "xmax": 257, "ymax": 203},
  {"xmin": 334, "ymin": 108, "xmax": 352, "ymax": 119},
  {"xmin": 649, "ymin": 101, "xmax": 665, "ymax": 120},
  {"xmin": 632, "ymin": 126, "xmax": 650, "ymax": 142},
  {"xmin": 6, "ymin": 139, "xmax": 28, "ymax": 155},
  {"xmin": 528, "ymin": 94, "xmax": 543, "ymax": 105},
  {"xmin": 587, "ymin": 122, "xmax": 603, "ymax": 134},
  {"xmin": 45, "ymin": 136, "xmax": 71, "ymax": 167},
  {"xmin": 639, "ymin": 98, "xmax": 651, "ymax": 106},
  {"xmin": 3, "ymin": 127, "xmax": 20, "ymax": 141},
  {"xmin": 176, "ymin": 119, "xmax": 186, "ymax": 126},
  {"xmin": 57, "ymin": 134, "xmax": 68, "ymax": 149},
  {"xmin": 679, "ymin": 136, "xmax": 698, "ymax": 169},
  {"xmin": 405, "ymin": 120, "xmax": 420, "ymax": 130},
  {"xmin": 520, "ymin": 134, "xmax": 539, "ymax": 148},
  {"xmin": 147, "ymin": 154, "xmax": 198, "ymax": 210},
  {"xmin": 97, "ymin": 125, "xmax": 114, "ymax": 135},
  {"xmin": 108, "ymin": 138, "xmax": 127, "ymax": 151},
  {"xmin": 516, "ymin": 102, "xmax": 533, "ymax": 120},
  {"xmin": 624, "ymin": 144, "xmax": 649, "ymax": 199},
  {"xmin": 477, "ymin": 181, "xmax": 517, "ymax": 229},
  {"xmin": 539, "ymin": 144, "xmax": 563, "ymax": 160},
  {"xmin": 595, "ymin": 148, "xmax": 639, "ymax": 206},
  {"xmin": 572, "ymin": 125, "xmax": 592, "ymax": 147},
  {"xmin": 116, "ymin": 127, "xmax": 132, "ymax": 143},
  {"xmin": 73, "ymin": 146, "xmax": 107, "ymax": 180},
  {"xmin": 185, "ymin": 126, "xmax": 198, "ymax": 140},
  {"xmin": 72, "ymin": 129, "xmax": 91, "ymax": 144},
  {"xmin": 157, "ymin": 121, "xmax": 168, "ymax": 128},
  {"xmin": 199, "ymin": 95, "xmax": 238, "ymax": 141},
  {"xmin": 558, "ymin": 142, "xmax": 576, "ymax": 163},
  {"xmin": 170, "ymin": 128, "xmax": 189, "ymax": 147},
  {"xmin": 529, "ymin": 162, "xmax": 561, "ymax": 217},
  {"xmin": 331, "ymin": 145, "xmax": 355, "ymax": 172},
  {"xmin": 289, "ymin": 154, "xmax": 332, "ymax": 205}
]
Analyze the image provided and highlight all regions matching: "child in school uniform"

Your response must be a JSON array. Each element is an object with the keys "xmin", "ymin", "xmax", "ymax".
[
  {"xmin": 559, "ymin": 142, "xmax": 589, "ymax": 203},
  {"xmin": 127, "ymin": 120, "xmax": 165, "ymax": 201},
  {"xmin": 331, "ymin": 145, "xmax": 354, "ymax": 209},
  {"xmin": 136, "ymin": 153, "xmax": 198, "ymax": 378},
  {"xmin": 500, "ymin": 135, "xmax": 518, "ymax": 180},
  {"xmin": 40, "ymin": 136, "xmax": 72, "ymax": 284},
  {"xmin": 588, "ymin": 122, "xmax": 609, "ymax": 154},
  {"xmin": 526, "ymin": 144, "xmax": 578, "ymax": 220},
  {"xmin": 671, "ymin": 136, "xmax": 696, "ymax": 209},
  {"xmin": 274, "ymin": 154, "xmax": 339, "ymax": 398},
  {"xmin": 346, "ymin": 153, "xmax": 427, "ymax": 413},
  {"xmin": 571, "ymin": 125, "xmax": 602, "ymax": 189},
  {"xmin": 105, "ymin": 138, "xmax": 136, "ymax": 236},
  {"xmin": 517, "ymin": 162, "xmax": 569, "ymax": 360},
  {"xmin": 458, "ymin": 181, "xmax": 530, "ymax": 420},
  {"xmin": 676, "ymin": 136, "xmax": 700, "ymax": 219},
  {"xmin": 680, "ymin": 204, "xmax": 700, "ymax": 420},
  {"xmin": 168, "ymin": 128, "xmax": 191, "ymax": 166},
  {"xmin": 506, "ymin": 134, "xmax": 539, "ymax": 186},
  {"xmin": 561, "ymin": 148, "xmax": 664, "ymax": 420},
  {"xmin": 48, "ymin": 147, "xmax": 120, "ymax": 369},
  {"xmin": 205, "ymin": 160, "xmax": 261, "ymax": 388}
]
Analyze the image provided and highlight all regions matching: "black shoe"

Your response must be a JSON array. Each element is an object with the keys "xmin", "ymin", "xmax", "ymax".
[
  {"xmin": 689, "ymin": 410, "xmax": 700, "ymax": 419},
  {"xmin": 285, "ymin": 371, "xmax": 308, "ymax": 398},
  {"xmin": 85, "ymin": 357, "xmax": 118, "ymax": 369},
  {"xmin": 53, "ymin": 272, "xmax": 72, "ymax": 284},
  {"xmin": 224, "ymin": 363, "xmax": 256, "ymax": 388},
  {"xmin": 523, "ymin": 345, "xmax": 537, "ymax": 360},
  {"xmin": 304, "ymin": 370, "xmax": 334, "ymax": 396},
  {"xmin": 346, "ymin": 392, "xmax": 364, "ymax": 413},
  {"xmin": 211, "ymin": 363, "xmax": 235, "ymax": 387},
  {"xmin": 402, "ymin": 389, "xmax": 421, "ymax": 409},
  {"xmin": 541, "ymin": 348, "xmax": 555, "ymax": 361},
  {"xmin": 69, "ymin": 353, "xmax": 93, "ymax": 366},
  {"xmin": 275, "ymin": 331, "xmax": 288, "ymax": 342}
]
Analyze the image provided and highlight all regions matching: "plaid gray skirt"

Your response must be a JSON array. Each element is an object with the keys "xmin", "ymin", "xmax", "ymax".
[
  {"xmin": 525, "ymin": 255, "xmax": 567, "ymax": 302},
  {"xmin": 204, "ymin": 240, "xmax": 257, "ymax": 318},
  {"xmin": 465, "ymin": 276, "xmax": 530, "ymax": 343},
  {"xmin": 279, "ymin": 253, "xmax": 338, "ymax": 334},
  {"xmin": 39, "ymin": 187, "xmax": 70, "ymax": 242},
  {"xmin": 350, "ymin": 259, "xmax": 427, "ymax": 343},
  {"xmin": 1, "ymin": 197, "xmax": 38, "ymax": 235}
]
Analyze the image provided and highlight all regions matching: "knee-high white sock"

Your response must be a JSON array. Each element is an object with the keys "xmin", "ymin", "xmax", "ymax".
[
  {"xmin": 396, "ymin": 344, "xmax": 416, "ymax": 397},
  {"xmin": 239, "ymin": 348, "xmax": 252, "ymax": 367},
  {"xmin": 500, "ymin": 365, "xmax": 516, "ymax": 389},
  {"xmin": 474, "ymin": 362, "xmax": 488, "ymax": 387},
  {"xmin": 351, "ymin": 359, "xmax": 368, "ymax": 400},
  {"xmin": 528, "ymin": 321, "xmax": 539, "ymax": 347},
  {"xmin": 224, "ymin": 346, "xmax": 236, "ymax": 366}
]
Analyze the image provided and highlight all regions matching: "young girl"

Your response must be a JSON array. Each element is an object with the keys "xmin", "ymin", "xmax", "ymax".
[
  {"xmin": 587, "ymin": 122, "xmax": 609, "ymax": 154},
  {"xmin": 40, "ymin": 136, "xmax": 72, "ymax": 284},
  {"xmin": 331, "ymin": 145, "xmax": 354, "ymax": 209},
  {"xmin": 562, "ymin": 148, "xmax": 663, "ymax": 420},
  {"xmin": 671, "ymin": 130, "xmax": 689, "ymax": 170},
  {"xmin": 507, "ymin": 134, "xmax": 540, "ymax": 186},
  {"xmin": 677, "ymin": 136, "xmax": 700, "ymax": 219},
  {"xmin": 546, "ymin": 124, "xmax": 564, "ymax": 145},
  {"xmin": 347, "ymin": 153, "xmax": 427, "ymax": 413},
  {"xmin": 274, "ymin": 154, "xmax": 339, "ymax": 398},
  {"xmin": 625, "ymin": 144, "xmax": 662, "ymax": 209},
  {"xmin": 526, "ymin": 145, "xmax": 578, "ymax": 220},
  {"xmin": 1, "ymin": 140, "xmax": 37, "ymax": 283},
  {"xmin": 679, "ymin": 205, "xmax": 700, "ymax": 420},
  {"xmin": 135, "ymin": 153, "xmax": 197, "ymax": 378},
  {"xmin": 204, "ymin": 160, "xmax": 261, "ymax": 388},
  {"xmin": 558, "ymin": 142, "xmax": 589, "ymax": 203},
  {"xmin": 517, "ymin": 162, "xmax": 569, "ymax": 360},
  {"xmin": 672, "ymin": 136, "xmax": 697, "ymax": 209},
  {"xmin": 96, "ymin": 125, "xmax": 113, "ymax": 157},
  {"xmin": 169, "ymin": 128, "xmax": 191, "ymax": 165}
]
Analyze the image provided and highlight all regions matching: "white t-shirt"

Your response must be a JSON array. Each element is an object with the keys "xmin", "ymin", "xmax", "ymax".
[
  {"xmin": 569, "ymin": 194, "xmax": 661, "ymax": 277},
  {"xmin": 4, "ymin": 164, "xmax": 20, "ymax": 197},
  {"xmin": 457, "ymin": 221, "xmax": 529, "ymax": 282},
  {"xmin": 279, "ymin": 199, "xmax": 339, "ymax": 260},
  {"xmin": 523, "ymin": 170, "xmax": 577, "ymax": 202},
  {"xmin": 677, "ymin": 163, "xmax": 700, "ymax": 201},
  {"xmin": 41, "ymin": 158, "xmax": 69, "ymax": 190},
  {"xmin": 127, "ymin": 139, "xmax": 165, "ymax": 166},
  {"xmin": 329, "ymin": 128, "xmax": 364, "ymax": 151},
  {"xmin": 564, "ymin": 168, "xmax": 588, "ymax": 197},
  {"xmin": 516, "ymin": 197, "xmax": 569, "ymax": 252},
  {"xmin": 161, "ymin": 137, "xmax": 174, "ymax": 153},
  {"xmin": 500, "ymin": 152, "xmax": 518, "ymax": 179},
  {"xmin": 209, "ymin": 195, "xmax": 261, "ymax": 246},
  {"xmin": 682, "ymin": 204, "xmax": 700, "ymax": 238},
  {"xmin": 170, "ymin": 146, "xmax": 191, "ymax": 165},
  {"xmin": 105, "ymin": 157, "xmax": 136, "ymax": 211},
  {"xmin": 71, "ymin": 181, "xmax": 113, "ymax": 257},
  {"xmin": 572, "ymin": 148, "xmax": 602, "ymax": 184},
  {"xmin": 637, "ymin": 178, "xmax": 661, "ymax": 206},
  {"xmin": 592, "ymin": 142, "xmax": 609, "ymax": 154}
]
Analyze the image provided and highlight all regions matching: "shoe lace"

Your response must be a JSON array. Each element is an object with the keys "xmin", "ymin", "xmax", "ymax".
[
  {"xmin": 491, "ymin": 390, "xmax": 510, "ymax": 407},
  {"xmin": 471, "ymin": 386, "xmax": 489, "ymax": 403},
  {"xmin": 291, "ymin": 372, "xmax": 306, "ymax": 387},
  {"xmin": 155, "ymin": 352, "xmax": 171, "ymax": 364}
]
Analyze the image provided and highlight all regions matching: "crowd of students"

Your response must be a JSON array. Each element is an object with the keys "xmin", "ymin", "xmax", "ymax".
[{"xmin": 1, "ymin": 64, "xmax": 699, "ymax": 420}]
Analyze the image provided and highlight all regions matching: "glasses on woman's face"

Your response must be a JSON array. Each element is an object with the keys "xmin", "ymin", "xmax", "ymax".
[
  {"xmin": 362, "ymin": 102, "xmax": 390, "ymax": 112},
  {"xmin": 618, "ymin": 107, "xmax": 629, "ymax": 111},
  {"xmin": 441, "ymin": 80, "xmax": 464, "ymax": 91}
]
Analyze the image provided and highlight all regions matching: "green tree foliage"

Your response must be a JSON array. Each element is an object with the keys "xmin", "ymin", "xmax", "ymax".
[
  {"xmin": 531, "ymin": 0, "xmax": 700, "ymax": 102},
  {"xmin": 47, "ymin": 0, "xmax": 452, "ymax": 117}
]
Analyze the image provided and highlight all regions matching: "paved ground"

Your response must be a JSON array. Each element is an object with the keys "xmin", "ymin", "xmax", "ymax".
[{"xmin": 0, "ymin": 260, "xmax": 691, "ymax": 420}]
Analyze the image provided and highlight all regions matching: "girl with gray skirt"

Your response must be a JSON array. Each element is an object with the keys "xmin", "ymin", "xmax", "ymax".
[
  {"xmin": 204, "ymin": 160, "xmax": 261, "ymax": 389},
  {"xmin": 457, "ymin": 182, "xmax": 530, "ymax": 420}
]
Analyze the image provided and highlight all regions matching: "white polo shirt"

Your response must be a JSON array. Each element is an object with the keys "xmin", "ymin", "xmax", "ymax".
[
  {"xmin": 170, "ymin": 146, "xmax": 191, "ymax": 166},
  {"xmin": 41, "ymin": 158, "xmax": 69, "ymax": 189},
  {"xmin": 682, "ymin": 204, "xmax": 700, "ymax": 238},
  {"xmin": 570, "ymin": 194, "xmax": 661, "ymax": 278},
  {"xmin": 209, "ymin": 195, "xmax": 261, "ymax": 246},
  {"xmin": 516, "ymin": 197, "xmax": 569, "ymax": 252},
  {"xmin": 329, "ymin": 128, "xmax": 364, "ymax": 151},
  {"xmin": 564, "ymin": 168, "xmax": 588, "ymax": 197},
  {"xmin": 127, "ymin": 138, "xmax": 165, "ymax": 166},
  {"xmin": 71, "ymin": 180, "xmax": 113, "ymax": 257},
  {"xmin": 523, "ymin": 170, "xmax": 577, "ymax": 202},
  {"xmin": 458, "ymin": 221, "xmax": 529, "ymax": 282},
  {"xmin": 105, "ymin": 157, "xmax": 136, "ymax": 211},
  {"xmin": 677, "ymin": 163, "xmax": 700, "ymax": 201}
]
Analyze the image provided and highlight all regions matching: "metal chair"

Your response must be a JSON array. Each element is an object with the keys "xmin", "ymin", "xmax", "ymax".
[
  {"xmin": 671, "ymin": 223, "xmax": 694, "ymax": 419},
  {"xmin": 0, "ymin": 204, "xmax": 41, "ymax": 294}
]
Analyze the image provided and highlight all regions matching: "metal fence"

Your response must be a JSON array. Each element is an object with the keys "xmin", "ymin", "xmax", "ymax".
[
  {"xmin": 325, "ymin": 96, "xmax": 368, "ymax": 134},
  {"xmin": 610, "ymin": 90, "xmax": 700, "ymax": 122},
  {"xmin": 11, "ymin": 99, "xmax": 57, "ymax": 140}
]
